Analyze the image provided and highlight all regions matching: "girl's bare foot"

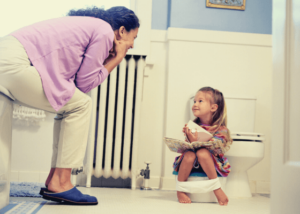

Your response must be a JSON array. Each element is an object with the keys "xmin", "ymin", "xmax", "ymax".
[
  {"xmin": 177, "ymin": 191, "xmax": 191, "ymax": 203},
  {"xmin": 213, "ymin": 188, "xmax": 229, "ymax": 206}
]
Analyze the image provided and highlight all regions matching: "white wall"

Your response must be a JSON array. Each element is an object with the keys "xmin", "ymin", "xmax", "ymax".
[
  {"xmin": 0, "ymin": 0, "xmax": 130, "ymax": 37},
  {"xmin": 10, "ymin": 28, "xmax": 272, "ymax": 194},
  {"xmin": 9, "ymin": 28, "xmax": 272, "ymax": 194},
  {"xmin": 7, "ymin": 0, "xmax": 140, "ymax": 185},
  {"xmin": 10, "ymin": 113, "xmax": 55, "ymax": 183},
  {"xmin": 136, "ymin": 28, "xmax": 272, "ymax": 193},
  {"xmin": 135, "ymin": 30, "xmax": 168, "ymax": 188}
]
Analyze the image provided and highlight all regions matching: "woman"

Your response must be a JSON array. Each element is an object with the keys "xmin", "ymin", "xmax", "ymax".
[{"xmin": 0, "ymin": 6, "xmax": 139, "ymax": 205}]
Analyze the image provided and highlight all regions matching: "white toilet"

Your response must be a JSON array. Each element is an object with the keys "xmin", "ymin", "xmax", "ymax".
[{"xmin": 189, "ymin": 95, "xmax": 265, "ymax": 198}]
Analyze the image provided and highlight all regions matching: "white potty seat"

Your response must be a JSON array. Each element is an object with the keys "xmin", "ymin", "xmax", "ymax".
[{"xmin": 174, "ymin": 171, "xmax": 227, "ymax": 203}]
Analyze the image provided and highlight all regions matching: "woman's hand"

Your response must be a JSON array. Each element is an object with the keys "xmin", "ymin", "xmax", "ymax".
[
  {"xmin": 104, "ymin": 36, "xmax": 131, "ymax": 74},
  {"xmin": 103, "ymin": 51, "xmax": 116, "ymax": 65},
  {"xmin": 113, "ymin": 36, "xmax": 131, "ymax": 59}
]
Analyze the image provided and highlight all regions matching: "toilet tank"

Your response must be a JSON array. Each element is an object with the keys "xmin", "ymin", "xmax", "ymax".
[
  {"xmin": 189, "ymin": 95, "xmax": 256, "ymax": 133},
  {"xmin": 225, "ymin": 96, "xmax": 256, "ymax": 133}
]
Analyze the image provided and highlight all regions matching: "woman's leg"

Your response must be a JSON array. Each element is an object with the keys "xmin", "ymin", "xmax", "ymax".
[
  {"xmin": 177, "ymin": 151, "xmax": 196, "ymax": 203},
  {"xmin": 45, "ymin": 117, "xmax": 62, "ymax": 187},
  {"xmin": 45, "ymin": 168, "xmax": 55, "ymax": 187},
  {"xmin": 196, "ymin": 148, "xmax": 228, "ymax": 206},
  {"xmin": 0, "ymin": 36, "xmax": 92, "ymax": 193},
  {"xmin": 48, "ymin": 94, "xmax": 92, "ymax": 192},
  {"xmin": 47, "ymin": 168, "xmax": 73, "ymax": 193}
]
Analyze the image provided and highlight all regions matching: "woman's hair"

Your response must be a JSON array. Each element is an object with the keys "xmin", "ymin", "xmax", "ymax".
[
  {"xmin": 194, "ymin": 87, "xmax": 230, "ymax": 135},
  {"xmin": 67, "ymin": 6, "xmax": 140, "ymax": 31}
]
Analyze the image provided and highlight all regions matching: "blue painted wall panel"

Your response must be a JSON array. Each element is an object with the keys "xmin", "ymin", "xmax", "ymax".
[
  {"xmin": 151, "ymin": 0, "xmax": 169, "ymax": 30},
  {"xmin": 151, "ymin": 0, "xmax": 272, "ymax": 34}
]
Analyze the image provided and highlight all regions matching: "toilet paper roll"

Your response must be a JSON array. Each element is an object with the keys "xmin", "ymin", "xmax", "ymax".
[{"xmin": 176, "ymin": 177, "xmax": 221, "ymax": 193}]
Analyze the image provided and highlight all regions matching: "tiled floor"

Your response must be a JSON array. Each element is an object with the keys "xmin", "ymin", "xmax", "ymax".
[{"xmin": 6, "ymin": 188, "xmax": 270, "ymax": 214}]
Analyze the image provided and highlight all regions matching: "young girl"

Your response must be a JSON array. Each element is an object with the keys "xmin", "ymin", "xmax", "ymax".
[{"xmin": 174, "ymin": 87, "xmax": 232, "ymax": 205}]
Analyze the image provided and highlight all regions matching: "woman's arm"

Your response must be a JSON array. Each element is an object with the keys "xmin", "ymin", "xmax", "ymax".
[
  {"xmin": 104, "ymin": 55, "xmax": 123, "ymax": 74},
  {"xmin": 75, "ymin": 29, "xmax": 132, "ymax": 93},
  {"xmin": 104, "ymin": 36, "xmax": 132, "ymax": 74},
  {"xmin": 75, "ymin": 26, "xmax": 114, "ymax": 93}
]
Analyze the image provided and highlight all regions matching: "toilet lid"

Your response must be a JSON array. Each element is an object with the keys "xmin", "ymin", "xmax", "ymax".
[{"xmin": 231, "ymin": 132, "xmax": 264, "ymax": 142}]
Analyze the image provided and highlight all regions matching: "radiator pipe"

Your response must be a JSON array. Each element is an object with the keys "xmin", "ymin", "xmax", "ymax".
[{"xmin": 71, "ymin": 167, "xmax": 83, "ymax": 186}]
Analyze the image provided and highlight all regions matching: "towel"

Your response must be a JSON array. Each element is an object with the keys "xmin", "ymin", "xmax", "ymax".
[{"xmin": 13, "ymin": 104, "xmax": 46, "ymax": 126}]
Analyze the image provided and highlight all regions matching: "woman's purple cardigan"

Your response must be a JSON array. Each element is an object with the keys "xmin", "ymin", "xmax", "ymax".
[{"xmin": 10, "ymin": 16, "xmax": 114, "ymax": 111}]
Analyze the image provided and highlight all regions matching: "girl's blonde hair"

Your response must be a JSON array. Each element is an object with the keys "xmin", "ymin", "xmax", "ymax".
[{"xmin": 194, "ymin": 87, "xmax": 231, "ymax": 139}]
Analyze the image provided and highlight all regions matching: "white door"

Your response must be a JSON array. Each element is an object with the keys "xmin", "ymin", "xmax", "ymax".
[{"xmin": 271, "ymin": 1, "xmax": 300, "ymax": 213}]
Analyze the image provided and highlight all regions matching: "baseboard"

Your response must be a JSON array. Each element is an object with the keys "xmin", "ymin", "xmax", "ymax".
[
  {"xmin": 135, "ymin": 176, "xmax": 161, "ymax": 189},
  {"xmin": 10, "ymin": 171, "xmax": 19, "ymax": 182},
  {"xmin": 160, "ymin": 177, "xmax": 176, "ymax": 191},
  {"xmin": 250, "ymin": 180, "xmax": 270, "ymax": 194},
  {"xmin": 76, "ymin": 174, "xmax": 161, "ymax": 189},
  {"xmin": 9, "ymin": 171, "xmax": 270, "ymax": 194},
  {"xmin": 10, "ymin": 171, "xmax": 48, "ymax": 183}
]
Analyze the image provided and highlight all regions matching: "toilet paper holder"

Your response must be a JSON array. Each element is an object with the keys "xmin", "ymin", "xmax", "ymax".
[{"xmin": 140, "ymin": 161, "xmax": 151, "ymax": 190}]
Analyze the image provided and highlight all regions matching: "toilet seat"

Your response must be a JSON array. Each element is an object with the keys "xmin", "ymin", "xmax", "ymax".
[{"xmin": 231, "ymin": 132, "xmax": 264, "ymax": 142}]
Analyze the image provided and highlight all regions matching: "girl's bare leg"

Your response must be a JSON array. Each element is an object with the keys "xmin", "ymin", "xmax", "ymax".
[
  {"xmin": 47, "ymin": 168, "xmax": 74, "ymax": 193},
  {"xmin": 196, "ymin": 148, "xmax": 229, "ymax": 206},
  {"xmin": 177, "ymin": 151, "xmax": 196, "ymax": 203}
]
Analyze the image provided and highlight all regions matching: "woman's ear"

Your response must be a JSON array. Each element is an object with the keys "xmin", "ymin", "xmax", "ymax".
[
  {"xmin": 114, "ymin": 29, "xmax": 121, "ymax": 40},
  {"xmin": 118, "ymin": 26, "xmax": 126, "ymax": 39}
]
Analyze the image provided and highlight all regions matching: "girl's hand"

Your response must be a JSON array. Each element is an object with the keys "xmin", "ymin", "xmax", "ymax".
[
  {"xmin": 182, "ymin": 124, "xmax": 187, "ymax": 133},
  {"xmin": 185, "ymin": 128, "xmax": 198, "ymax": 143},
  {"xmin": 182, "ymin": 124, "xmax": 189, "ymax": 142},
  {"xmin": 183, "ymin": 124, "xmax": 198, "ymax": 143}
]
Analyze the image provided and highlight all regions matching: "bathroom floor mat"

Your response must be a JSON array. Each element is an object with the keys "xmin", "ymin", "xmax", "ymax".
[
  {"xmin": 0, "ymin": 200, "xmax": 47, "ymax": 214},
  {"xmin": 10, "ymin": 182, "xmax": 45, "ymax": 197}
]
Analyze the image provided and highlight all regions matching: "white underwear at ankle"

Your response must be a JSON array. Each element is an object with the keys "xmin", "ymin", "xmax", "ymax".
[{"xmin": 176, "ymin": 177, "xmax": 221, "ymax": 193}]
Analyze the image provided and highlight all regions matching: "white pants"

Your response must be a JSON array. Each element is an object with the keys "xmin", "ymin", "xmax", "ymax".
[{"xmin": 0, "ymin": 36, "xmax": 92, "ymax": 168}]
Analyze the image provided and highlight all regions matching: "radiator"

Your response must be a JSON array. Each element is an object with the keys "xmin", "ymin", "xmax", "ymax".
[{"xmin": 85, "ymin": 55, "xmax": 146, "ymax": 189}]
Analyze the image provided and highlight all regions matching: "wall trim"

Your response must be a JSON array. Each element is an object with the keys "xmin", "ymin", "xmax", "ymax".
[
  {"xmin": 10, "ymin": 171, "xmax": 270, "ymax": 194},
  {"xmin": 151, "ymin": 30, "xmax": 167, "ymax": 42},
  {"xmin": 160, "ymin": 177, "xmax": 176, "ymax": 191},
  {"xmin": 128, "ymin": 0, "xmax": 152, "ymax": 55},
  {"xmin": 135, "ymin": 176, "xmax": 161, "ymax": 189},
  {"xmin": 167, "ymin": 27, "xmax": 272, "ymax": 47},
  {"xmin": 10, "ymin": 171, "xmax": 48, "ymax": 183},
  {"xmin": 150, "ymin": 28, "xmax": 272, "ymax": 47}
]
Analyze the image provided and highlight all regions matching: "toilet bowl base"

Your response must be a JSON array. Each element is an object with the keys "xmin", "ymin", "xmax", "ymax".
[{"xmin": 225, "ymin": 171, "xmax": 252, "ymax": 198}]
